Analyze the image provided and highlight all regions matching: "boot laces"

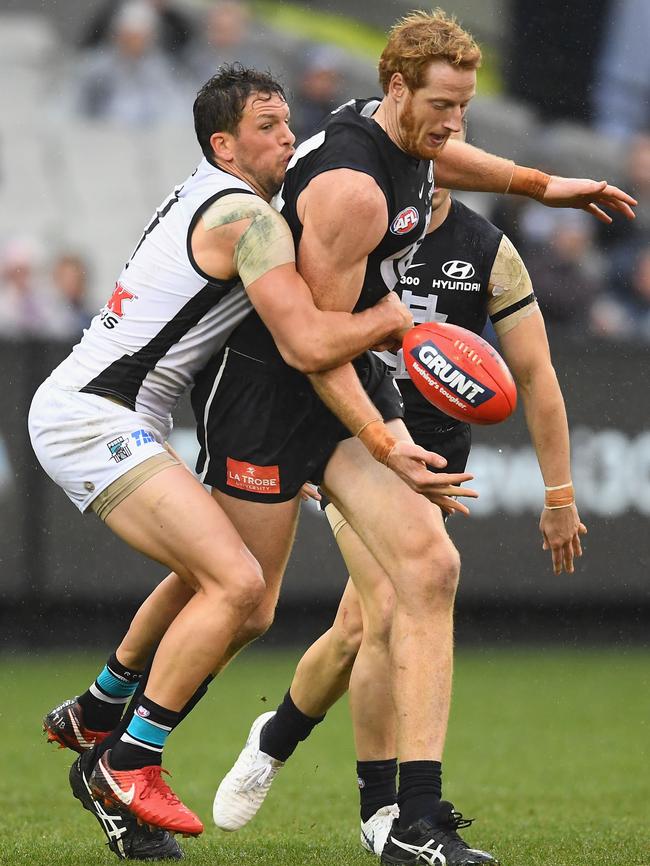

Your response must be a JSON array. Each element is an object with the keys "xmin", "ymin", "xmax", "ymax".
[
  {"xmin": 438, "ymin": 808, "xmax": 474, "ymax": 849},
  {"xmin": 139, "ymin": 766, "xmax": 180, "ymax": 806},
  {"xmin": 241, "ymin": 762, "xmax": 279, "ymax": 792}
]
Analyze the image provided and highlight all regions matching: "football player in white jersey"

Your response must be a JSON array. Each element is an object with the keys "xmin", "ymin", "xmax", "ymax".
[{"xmin": 31, "ymin": 65, "xmax": 450, "ymax": 842}]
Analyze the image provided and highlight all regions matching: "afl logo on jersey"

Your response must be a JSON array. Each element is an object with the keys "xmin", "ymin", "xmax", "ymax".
[
  {"xmin": 391, "ymin": 206, "xmax": 419, "ymax": 235},
  {"xmin": 442, "ymin": 260, "xmax": 475, "ymax": 279}
]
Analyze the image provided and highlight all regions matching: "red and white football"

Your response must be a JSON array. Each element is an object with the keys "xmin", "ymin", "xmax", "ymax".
[{"xmin": 402, "ymin": 322, "xmax": 517, "ymax": 425}]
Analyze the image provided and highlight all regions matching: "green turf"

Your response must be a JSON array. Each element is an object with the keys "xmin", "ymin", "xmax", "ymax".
[{"xmin": 0, "ymin": 648, "xmax": 648, "ymax": 865}]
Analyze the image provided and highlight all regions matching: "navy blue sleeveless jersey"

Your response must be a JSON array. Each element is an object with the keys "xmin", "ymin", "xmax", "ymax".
[
  {"xmin": 227, "ymin": 98, "xmax": 433, "ymax": 368},
  {"xmin": 394, "ymin": 198, "xmax": 504, "ymax": 431}
]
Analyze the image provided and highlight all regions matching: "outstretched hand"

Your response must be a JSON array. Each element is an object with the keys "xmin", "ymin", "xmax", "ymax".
[
  {"xmin": 542, "ymin": 177, "xmax": 637, "ymax": 224},
  {"xmin": 387, "ymin": 440, "xmax": 478, "ymax": 514},
  {"xmin": 540, "ymin": 504, "xmax": 588, "ymax": 575}
]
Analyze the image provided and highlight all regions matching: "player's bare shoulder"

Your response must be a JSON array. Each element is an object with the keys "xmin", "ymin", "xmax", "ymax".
[
  {"xmin": 488, "ymin": 234, "xmax": 538, "ymax": 335},
  {"xmin": 194, "ymin": 193, "xmax": 295, "ymax": 286},
  {"xmin": 299, "ymin": 170, "xmax": 388, "ymax": 254},
  {"xmin": 201, "ymin": 192, "xmax": 276, "ymax": 231}
]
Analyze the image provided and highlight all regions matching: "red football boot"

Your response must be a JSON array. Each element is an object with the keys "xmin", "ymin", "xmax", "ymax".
[{"xmin": 89, "ymin": 750, "xmax": 204, "ymax": 837}]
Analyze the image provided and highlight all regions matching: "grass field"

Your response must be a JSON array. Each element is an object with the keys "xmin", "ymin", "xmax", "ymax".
[{"xmin": 0, "ymin": 648, "xmax": 648, "ymax": 866}]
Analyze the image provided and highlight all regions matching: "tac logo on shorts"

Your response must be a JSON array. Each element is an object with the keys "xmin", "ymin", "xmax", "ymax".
[
  {"xmin": 390, "ymin": 206, "xmax": 419, "ymax": 235},
  {"xmin": 226, "ymin": 458, "xmax": 280, "ymax": 494},
  {"xmin": 135, "ymin": 706, "xmax": 150, "ymax": 718},
  {"xmin": 131, "ymin": 429, "xmax": 155, "ymax": 447},
  {"xmin": 107, "ymin": 436, "xmax": 132, "ymax": 463}
]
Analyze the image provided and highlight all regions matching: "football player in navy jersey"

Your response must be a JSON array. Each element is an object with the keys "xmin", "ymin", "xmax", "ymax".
[
  {"xmin": 206, "ymin": 15, "xmax": 600, "ymax": 865},
  {"xmin": 211, "ymin": 146, "xmax": 588, "ymax": 864}
]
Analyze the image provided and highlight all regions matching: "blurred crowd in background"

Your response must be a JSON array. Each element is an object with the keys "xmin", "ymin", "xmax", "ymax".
[{"xmin": 1, "ymin": 0, "xmax": 649, "ymax": 345}]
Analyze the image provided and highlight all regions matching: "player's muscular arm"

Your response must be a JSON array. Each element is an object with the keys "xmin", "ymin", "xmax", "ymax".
[
  {"xmin": 435, "ymin": 139, "xmax": 637, "ymax": 223},
  {"xmin": 191, "ymin": 193, "xmax": 410, "ymax": 372},
  {"xmin": 297, "ymin": 170, "xmax": 393, "ymax": 435},
  {"xmin": 497, "ymin": 307, "xmax": 587, "ymax": 576},
  {"xmin": 296, "ymin": 171, "xmax": 477, "ymax": 511}
]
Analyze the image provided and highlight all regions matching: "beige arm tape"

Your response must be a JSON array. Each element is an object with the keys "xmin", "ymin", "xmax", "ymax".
[
  {"xmin": 488, "ymin": 234, "xmax": 538, "ymax": 337},
  {"xmin": 202, "ymin": 193, "xmax": 296, "ymax": 287}
]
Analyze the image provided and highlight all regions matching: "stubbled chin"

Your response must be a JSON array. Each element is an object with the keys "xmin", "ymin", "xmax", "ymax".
[{"xmin": 412, "ymin": 143, "xmax": 445, "ymax": 161}]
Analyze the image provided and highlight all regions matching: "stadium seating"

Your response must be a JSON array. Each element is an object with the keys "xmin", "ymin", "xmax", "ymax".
[{"xmin": 0, "ymin": 10, "xmax": 627, "ymax": 308}]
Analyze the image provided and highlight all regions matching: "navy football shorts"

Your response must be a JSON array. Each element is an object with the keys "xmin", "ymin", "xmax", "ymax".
[{"xmin": 192, "ymin": 348, "xmax": 404, "ymax": 503}]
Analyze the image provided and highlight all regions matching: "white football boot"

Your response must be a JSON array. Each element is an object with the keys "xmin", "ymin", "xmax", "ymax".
[
  {"xmin": 213, "ymin": 711, "xmax": 284, "ymax": 831},
  {"xmin": 360, "ymin": 803, "xmax": 400, "ymax": 855}
]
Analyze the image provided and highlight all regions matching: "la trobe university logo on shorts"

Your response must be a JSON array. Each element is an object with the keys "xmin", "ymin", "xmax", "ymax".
[{"xmin": 226, "ymin": 458, "xmax": 280, "ymax": 494}]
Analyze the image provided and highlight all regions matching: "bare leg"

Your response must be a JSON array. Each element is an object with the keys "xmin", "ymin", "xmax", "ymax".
[
  {"xmin": 116, "ymin": 573, "xmax": 194, "ymax": 670},
  {"xmin": 105, "ymin": 465, "xmax": 268, "ymax": 711},
  {"xmin": 289, "ymin": 579, "xmax": 363, "ymax": 717},
  {"xmin": 323, "ymin": 420, "xmax": 459, "ymax": 765},
  {"xmin": 211, "ymin": 489, "xmax": 301, "ymax": 674},
  {"xmin": 110, "ymin": 487, "xmax": 302, "ymax": 717}
]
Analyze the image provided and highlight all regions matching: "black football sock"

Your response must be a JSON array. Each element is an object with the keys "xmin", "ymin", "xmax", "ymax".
[
  {"xmin": 397, "ymin": 760, "xmax": 442, "ymax": 828},
  {"xmin": 357, "ymin": 758, "xmax": 398, "ymax": 822},
  {"xmin": 259, "ymin": 690, "xmax": 325, "ymax": 762},
  {"xmin": 109, "ymin": 696, "xmax": 179, "ymax": 770},
  {"xmin": 94, "ymin": 653, "xmax": 213, "ymax": 765},
  {"xmin": 77, "ymin": 652, "xmax": 143, "ymax": 731}
]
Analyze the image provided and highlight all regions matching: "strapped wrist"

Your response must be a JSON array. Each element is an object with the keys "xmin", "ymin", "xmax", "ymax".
[
  {"xmin": 507, "ymin": 165, "xmax": 551, "ymax": 201},
  {"xmin": 356, "ymin": 418, "xmax": 398, "ymax": 466},
  {"xmin": 544, "ymin": 481, "xmax": 575, "ymax": 509}
]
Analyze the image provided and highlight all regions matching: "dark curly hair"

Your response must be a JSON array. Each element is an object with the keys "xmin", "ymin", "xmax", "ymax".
[{"xmin": 193, "ymin": 63, "xmax": 286, "ymax": 161}]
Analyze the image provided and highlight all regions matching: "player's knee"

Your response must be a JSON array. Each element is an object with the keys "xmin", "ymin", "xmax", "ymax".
[
  {"xmin": 423, "ymin": 544, "xmax": 461, "ymax": 602},
  {"xmin": 218, "ymin": 562, "xmax": 266, "ymax": 617},
  {"xmin": 330, "ymin": 612, "xmax": 364, "ymax": 669},
  {"xmin": 398, "ymin": 540, "xmax": 460, "ymax": 606},
  {"xmin": 239, "ymin": 603, "xmax": 276, "ymax": 644}
]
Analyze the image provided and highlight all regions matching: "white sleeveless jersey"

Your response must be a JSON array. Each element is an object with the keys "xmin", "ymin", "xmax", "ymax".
[{"xmin": 51, "ymin": 158, "xmax": 254, "ymax": 424}]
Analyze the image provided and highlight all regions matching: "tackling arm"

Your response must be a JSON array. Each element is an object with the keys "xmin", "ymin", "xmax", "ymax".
[
  {"xmin": 435, "ymin": 139, "xmax": 636, "ymax": 224},
  {"xmin": 296, "ymin": 169, "xmax": 477, "ymax": 511},
  {"xmin": 191, "ymin": 193, "xmax": 410, "ymax": 373}
]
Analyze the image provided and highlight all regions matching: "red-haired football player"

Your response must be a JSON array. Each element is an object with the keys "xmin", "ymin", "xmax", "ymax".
[{"xmin": 211, "ymin": 133, "xmax": 589, "ymax": 862}]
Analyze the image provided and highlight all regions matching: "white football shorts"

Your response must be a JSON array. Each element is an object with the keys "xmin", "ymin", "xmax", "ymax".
[{"xmin": 28, "ymin": 378, "xmax": 172, "ymax": 513}]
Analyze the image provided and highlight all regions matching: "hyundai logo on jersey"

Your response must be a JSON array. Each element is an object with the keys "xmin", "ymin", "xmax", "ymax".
[
  {"xmin": 442, "ymin": 260, "xmax": 475, "ymax": 279},
  {"xmin": 390, "ymin": 206, "xmax": 419, "ymax": 235},
  {"xmin": 409, "ymin": 340, "xmax": 495, "ymax": 407}
]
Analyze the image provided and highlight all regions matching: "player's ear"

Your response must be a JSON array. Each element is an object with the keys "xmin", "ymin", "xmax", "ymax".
[
  {"xmin": 210, "ymin": 131, "xmax": 234, "ymax": 163},
  {"xmin": 389, "ymin": 72, "xmax": 407, "ymax": 102}
]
